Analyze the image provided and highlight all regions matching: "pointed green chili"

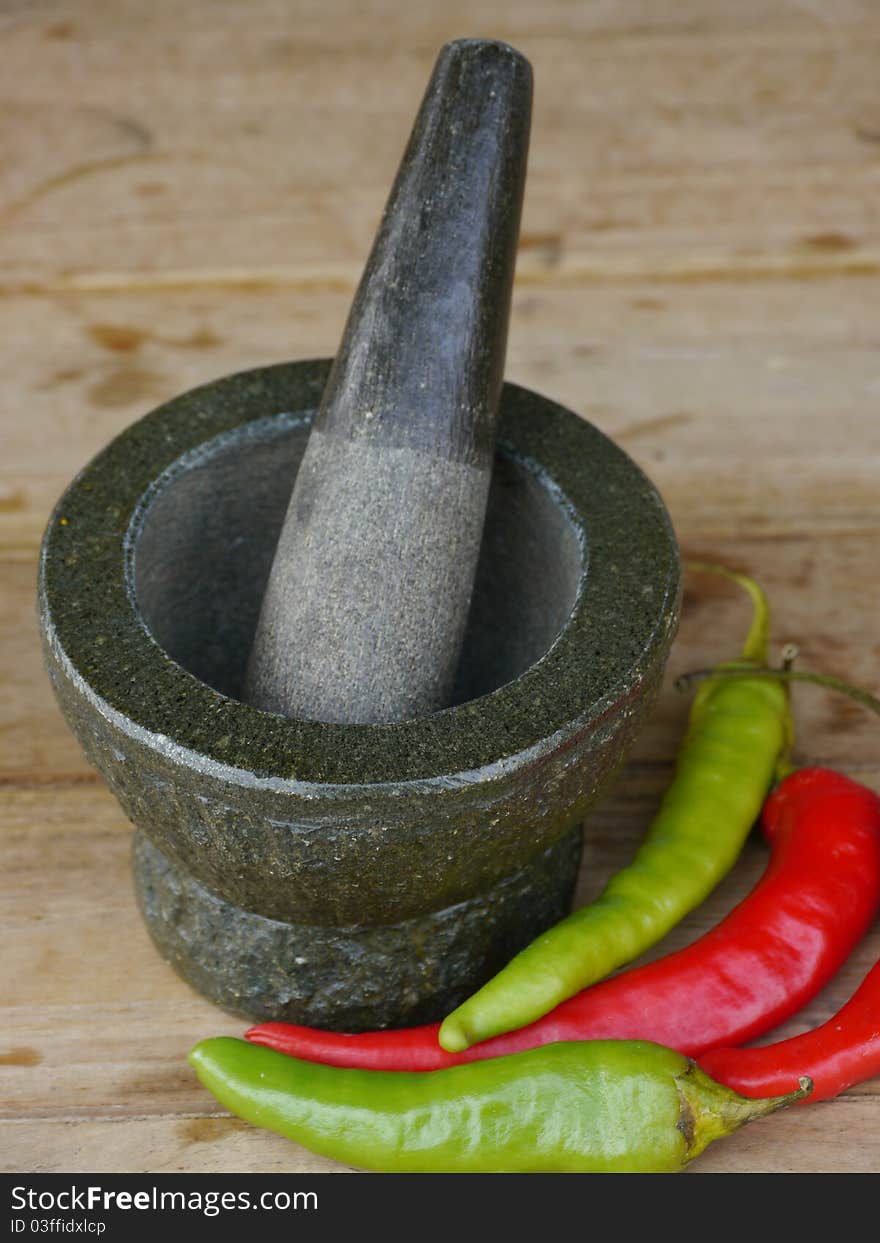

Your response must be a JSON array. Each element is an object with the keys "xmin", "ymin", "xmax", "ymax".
[
  {"xmin": 189, "ymin": 1036, "xmax": 809, "ymax": 1173},
  {"xmin": 439, "ymin": 564, "xmax": 792, "ymax": 1053}
]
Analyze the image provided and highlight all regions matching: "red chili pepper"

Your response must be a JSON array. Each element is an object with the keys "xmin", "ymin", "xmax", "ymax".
[
  {"xmin": 247, "ymin": 767, "xmax": 880, "ymax": 1071},
  {"xmin": 699, "ymin": 957, "xmax": 880, "ymax": 1102}
]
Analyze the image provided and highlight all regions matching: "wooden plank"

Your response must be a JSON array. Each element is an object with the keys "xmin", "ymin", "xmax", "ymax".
[
  {"xmin": 1, "ymin": 562, "xmax": 93, "ymax": 777},
  {"xmin": 2, "ymin": 2, "xmax": 880, "ymax": 289},
  {"xmin": 2, "ymin": 781, "xmax": 879, "ymax": 1173},
  {"xmin": 0, "ymin": 1117, "xmax": 348, "ymax": 1175},
  {"xmin": 5, "ymin": 780, "xmax": 880, "ymax": 1025},
  {"xmin": 7, "ymin": 525, "xmax": 879, "ymax": 779},
  {"xmin": 5, "ymin": 1101, "xmax": 877, "ymax": 1175},
  {"xmin": 693, "ymin": 1099, "xmax": 880, "ymax": 1173},
  {"xmin": 2, "ymin": 0, "xmax": 879, "ymax": 1179},
  {"xmin": 3, "ymin": 276, "xmax": 880, "ymax": 561}
]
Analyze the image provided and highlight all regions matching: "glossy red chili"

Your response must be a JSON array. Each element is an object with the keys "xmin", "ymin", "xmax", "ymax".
[
  {"xmin": 700, "ymin": 956, "xmax": 880, "ymax": 1102},
  {"xmin": 247, "ymin": 767, "xmax": 880, "ymax": 1071}
]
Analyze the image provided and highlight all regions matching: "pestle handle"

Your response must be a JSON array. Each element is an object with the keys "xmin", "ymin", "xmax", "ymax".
[
  {"xmin": 316, "ymin": 39, "xmax": 532, "ymax": 465},
  {"xmin": 244, "ymin": 39, "xmax": 533, "ymax": 724}
]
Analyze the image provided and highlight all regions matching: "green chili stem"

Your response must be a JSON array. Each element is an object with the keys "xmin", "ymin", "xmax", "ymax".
[
  {"xmin": 685, "ymin": 561, "xmax": 770, "ymax": 665},
  {"xmin": 676, "ymin": 667, "xmax": 880, "ymax": 717}
]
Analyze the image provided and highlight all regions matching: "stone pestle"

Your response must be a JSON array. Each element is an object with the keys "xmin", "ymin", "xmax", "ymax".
[{"xmin": 243, "ymin": 39, "xmax": 533, "ymax": 724}]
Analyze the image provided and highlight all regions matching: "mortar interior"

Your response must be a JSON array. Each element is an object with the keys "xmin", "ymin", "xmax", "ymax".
[
  {"xmin": 42, "ymin": 363, "xmax": 680, "ymax": 786},
  {"xmin": 132, "ymin": 416, "xmax": 586, "ymax": 712}
]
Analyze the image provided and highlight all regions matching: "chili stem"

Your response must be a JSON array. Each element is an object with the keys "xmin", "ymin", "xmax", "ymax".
[
  {"xmin": 685, "ymin": 561, "xmax": 769, "ymax": 664},
  {"xmin": 676, "ymin": 667, "xmax": 880, "ymax": 717}
]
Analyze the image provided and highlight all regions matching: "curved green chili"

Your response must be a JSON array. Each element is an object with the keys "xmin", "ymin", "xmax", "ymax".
[
  {"xmin": 189, "ymin": 1036, "xmax": 808, "ymax": 1173},
  {"xmin": 439, "ymin": 564, "xmax": 792, "ymax": 1053}
]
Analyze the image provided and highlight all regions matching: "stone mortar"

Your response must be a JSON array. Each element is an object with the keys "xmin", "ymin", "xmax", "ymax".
[{"xmin": 38, "ymin": 358, "xmax": 681, "ymax": 1028}]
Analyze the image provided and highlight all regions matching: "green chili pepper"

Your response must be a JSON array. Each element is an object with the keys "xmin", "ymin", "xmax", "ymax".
[
  {"xmin": 189, "ymin": 1036, "xmax": 809, "ymax": 1173},
  {"xmin": 439, "ymin": 564, "xmax": 793, "ymax": 1054}
]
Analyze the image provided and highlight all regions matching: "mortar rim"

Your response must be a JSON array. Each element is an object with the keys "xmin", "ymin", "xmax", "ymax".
[{"xmin": 39, "ymin": 358, "xmax": 680, "ymax": 789}]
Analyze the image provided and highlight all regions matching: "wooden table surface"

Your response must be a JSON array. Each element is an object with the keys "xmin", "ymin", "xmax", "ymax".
[{"xmin": 3, "ymin": 0, "xmax": 879, "ymax": 1175}]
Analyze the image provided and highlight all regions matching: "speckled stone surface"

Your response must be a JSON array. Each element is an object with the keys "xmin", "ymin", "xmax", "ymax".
[
  {"xmin": 39, "ymin": 359, "xmax": 681, "ymax": 1025},
  {"xmin": 246, "ymin": 41, "xmax": 532, "ymax": 724},
  {"xmin": 133, "ymin": 826, "xmax": 582, "ymax": 1028}
]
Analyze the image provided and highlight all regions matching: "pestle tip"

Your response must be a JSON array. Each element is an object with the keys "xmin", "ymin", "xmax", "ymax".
[
  {"xmin": 435, "ymin": 37, "xmax": 533, "ymax": 87},
  {"xmin": 440, "ymin": 37, "xmax": 531, "ymax": 60}
]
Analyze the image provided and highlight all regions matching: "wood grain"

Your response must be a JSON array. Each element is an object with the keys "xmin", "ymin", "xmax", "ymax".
[{"xmin": 1, "ymin": 0, "xmax": 879, "ymax": 1175}]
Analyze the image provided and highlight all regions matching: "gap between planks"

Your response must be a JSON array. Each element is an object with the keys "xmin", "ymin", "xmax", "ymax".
[{"xmin": 2, "ymin": 246, "xmax": 880, "ymax": 300}]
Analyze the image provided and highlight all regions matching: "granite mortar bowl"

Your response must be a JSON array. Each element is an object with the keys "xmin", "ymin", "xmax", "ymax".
[{"xmin": 39, "ymin": 359, "xmax": 681, "ymax": 1029}]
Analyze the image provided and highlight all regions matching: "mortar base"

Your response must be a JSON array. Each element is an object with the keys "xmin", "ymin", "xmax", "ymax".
[{"xmin": 133, "ymin": 826, "xmax": 582, "ymax": 1030}]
